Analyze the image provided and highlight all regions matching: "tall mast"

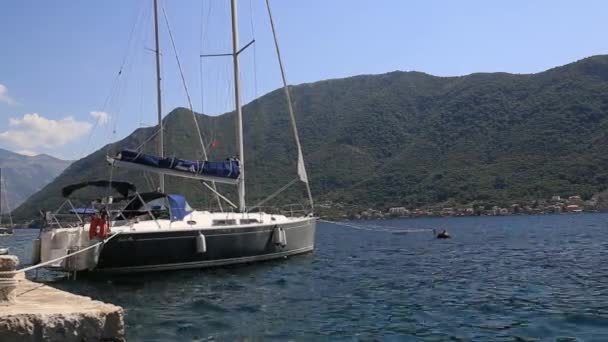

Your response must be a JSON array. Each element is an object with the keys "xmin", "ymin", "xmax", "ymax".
[
  {"xmin": 153, "ymin": 0, "xmax": 165, "ymax": 192},
  {"xmin": 230, "ymin": 0, "xmax": 246, "ymax": 212}
]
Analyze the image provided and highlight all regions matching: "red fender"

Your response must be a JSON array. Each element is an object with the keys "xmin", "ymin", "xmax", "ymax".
[
  {"xmin": 89, "ymin": 217, "xmax": 100, "ymax": 240},
  {"xmin": 89, "ymin": 214, "xmax": 110, "ymax": 240},
  {"xmin": 98, "ymin": 218, "xmax": 109, "ymax": 239}
]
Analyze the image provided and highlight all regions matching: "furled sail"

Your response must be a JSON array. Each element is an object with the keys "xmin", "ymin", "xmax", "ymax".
[
  {"xmin": 107, "ymin": 150, "xmax": 240, "ymax": 184},
  {"xmin": 297, "ymin": 149, "xmax": 308, "ymax": 183},
  {"xmin": 265, "ymin": 0, "xmax": 313, "ymax": 210}
]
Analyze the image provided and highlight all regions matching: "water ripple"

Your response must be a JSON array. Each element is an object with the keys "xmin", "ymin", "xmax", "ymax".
[{"xmin": 4, "ymin": 214, "xmax": 608, "ymax": 340}]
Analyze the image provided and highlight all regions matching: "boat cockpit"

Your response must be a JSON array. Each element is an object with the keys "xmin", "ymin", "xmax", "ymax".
[{"xmin": 44, "ymin": 181, "xmax": 195, "ymax": 229}]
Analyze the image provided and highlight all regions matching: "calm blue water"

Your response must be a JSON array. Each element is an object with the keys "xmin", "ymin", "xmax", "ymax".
[{"xmin": 3, "ymin": 214, "xmax": 608, "ymax": 341}]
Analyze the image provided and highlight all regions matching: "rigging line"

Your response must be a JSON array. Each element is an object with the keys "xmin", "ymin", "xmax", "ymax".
[
  {"xmin": 319, "ymin": 219, "xmax": 433, "ymax": 234},
  {"xmin": 201, "ymin": 0, "xmax": 213, "ymax": 51},
  {"xmin": 199, "ymin": 57, "xmax": 205, "ymax": 115},
  {"xmin": 249, "ymin": 177, "xmax": 299, "ymax": 211},
  {"xmin": 103, "ymin": 2, "xmax": 147, "ymax": 113},
  {"xmin": 201, "ymin": 182, "xmax": 237, "ymax": 209},
  {"xmin": 248, "ymin": 0, "xmax": 259, "ymax": 101},
  {"xmin": 244, "ymin": 0, "xmax": 261, "ymax": 205},
  {"xmin": 162, "ymin": 5, "xmax": 224, "ymax": 211},
  {"xmin": 137, "ymin": 63, "xmax": 145, "ymax": 127},
  {"xmin": 117, "ymin": 2, "xmax": 148, "ymax": 84},
  {"xmin": 143, "ymin": 171, "xmax": 156, "ymax": 192},
  {"xmin": 106, "ymin": 165, "xmax": 115, "ymax": 198},
  {"xmin": 79, "ymin": 111, "xmax": 103, "ymax": 159},
  {"xmin": 119, "ymin": 3, "xmax": 151, "ymax": 103},
  {"xmin": 199, "ymin": 59, "xmax": 219, "ymax": 164},
  {"xmin": 198, "ymin": 0, "xmax": 211, "ymax": 129},
  {"xmin": 248, "ymin": 0, "xmax": 261, "ymax": 168},
  {"xmin": 199, "ymin": 1, "xmax": 217, "ymax": 142},
  {"xmin": 161, "ymin": 5, "xmax": 204, "ymax": 150},
  {"xmin": 265, "ymin": 0, "xmax": 314, "ymax": 212},
  {"xmin": 0, "ymin": 232, "xmax": 122, "ymax": 276},
  {"xmin": 134, "ymin": 126, "xmax": 162, "ymax": 152},
  {"xmin": 78, "ymin": 3, "xmax": 147, "ymax": 159},
  {"xmin": 199, "ymin": 0, "xmax": 204, "ymax": 56},
  {"xmin": 160, "ymin": 6, "xmax": 197, "ymax": 128}
]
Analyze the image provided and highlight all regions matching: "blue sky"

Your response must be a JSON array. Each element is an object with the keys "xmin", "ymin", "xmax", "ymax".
[{"xmin": 0, "ymin": 0, "xmax": 607, "ymax": 160}]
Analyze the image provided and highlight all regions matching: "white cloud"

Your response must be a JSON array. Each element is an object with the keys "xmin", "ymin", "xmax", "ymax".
[
  {"xmin": 0, "ymin": 113, "xmax": 92, "ymax": 149},
  {"xmin": 16, "ymin": 149, "xmax": 38, "ymax": 156},
  {"xmin": 0, "ymin": 84, "xmax": 16, "ymax": 105},
  {"xmin": 90, "ymin": 111, "xmax": 110, "ymax": 125}
]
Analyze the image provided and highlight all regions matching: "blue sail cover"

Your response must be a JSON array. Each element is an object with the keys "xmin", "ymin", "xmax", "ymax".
[
  {"xmin": 69, "ymin": 208, "xmax": 97, "ymax": 215},
  {"xmin": 167, "ymin": 194, "xmax": 192, "ymax": 221},
  {"xmin": 117, "ymin": 150, "xmax": 240, "ymax": 179}
]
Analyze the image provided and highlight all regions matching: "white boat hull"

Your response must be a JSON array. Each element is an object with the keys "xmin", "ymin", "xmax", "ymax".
[{"xmin": 37, "ymin": 215, "xmax": 316, "ymax": 273}]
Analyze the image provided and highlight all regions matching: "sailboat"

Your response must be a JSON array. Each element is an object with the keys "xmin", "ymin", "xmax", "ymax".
[
  {"xmin": 32, "ymin": 0, "xmax": 316, "ymax": 273},
  {"xmin": 0, "ymin": 168, "xmax": 14, "ymax": 236}
]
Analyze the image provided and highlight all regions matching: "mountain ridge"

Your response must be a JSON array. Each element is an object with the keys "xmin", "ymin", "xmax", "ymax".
[
  {"xmin": 0, "ymin": 148, "xmax": 72, "ymax": 215},
  {"xmin": 12, "ymin": 54, "xmax": 608, "ymax": 220}
]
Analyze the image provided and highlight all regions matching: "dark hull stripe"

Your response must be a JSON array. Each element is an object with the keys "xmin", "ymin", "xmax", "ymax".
[
  {"xmin": 94, "ymin": 218, "xmax": 316, "ymax": 273},
  {"xmin": 96, "ymin": 245, "xmax": 314, "ymax": 273}
]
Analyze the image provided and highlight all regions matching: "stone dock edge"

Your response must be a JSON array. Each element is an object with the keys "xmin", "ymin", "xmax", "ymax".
[{"xmin": 0, "ymin": 272, "xmax": 125, "ymax": 342}]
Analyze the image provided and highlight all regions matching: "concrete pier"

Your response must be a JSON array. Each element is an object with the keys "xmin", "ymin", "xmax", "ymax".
[{"xmin": 0, "ymin": 256, "xmax": 125, "ymax": 341}]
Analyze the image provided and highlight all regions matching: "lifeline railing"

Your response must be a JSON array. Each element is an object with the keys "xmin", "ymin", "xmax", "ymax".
[
  {"xmin": 0, "ymin": 232, "xmax": 122, "ymax": 277},
  {"xmin": 42, "ymin": 193, "xmax": 170, "ymax": 230},
  {"xmin": 42, "ymin": 199, "xmax": 312, "ymax": 232}
]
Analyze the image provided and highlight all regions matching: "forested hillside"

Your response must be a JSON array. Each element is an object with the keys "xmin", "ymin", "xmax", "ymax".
[{"xmin": 13, "ymin": 55, "xmax": 608, "ymax": 220}]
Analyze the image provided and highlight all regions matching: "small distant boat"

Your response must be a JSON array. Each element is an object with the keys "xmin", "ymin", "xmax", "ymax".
[
  {"xmin": 0, "ymin": 168, "xmax": 14, "ymax": 237},
  {"xmin": 434, "ymin": 229, "xmax": 450, "ymax": 239}
]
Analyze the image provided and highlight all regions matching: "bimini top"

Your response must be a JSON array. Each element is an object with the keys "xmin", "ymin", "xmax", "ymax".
[
  {"xmin": 61, "ymin": 180, "xmax": 137, "ymax": 198},
  {"xmin": 107, "ymin": 150, "xmax": 240, "ymax": 184},
  {"xmin": 123, "ymin": 192, "xmax": 193, "ymax": 221}
]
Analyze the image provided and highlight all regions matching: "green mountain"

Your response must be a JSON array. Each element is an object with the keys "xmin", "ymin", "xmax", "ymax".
[
  {"xmin": 0, "ymin": 149, "xmax": 71, "ymax": 215},
  {"xmin": 12, "ymin": 55, "xmax": 608, "ymax": 220}
]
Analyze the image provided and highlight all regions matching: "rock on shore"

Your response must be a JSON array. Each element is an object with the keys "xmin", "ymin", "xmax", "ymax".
[{"xmin": 0, "ymin": 274, "xmax": 125, "ymax": 342}]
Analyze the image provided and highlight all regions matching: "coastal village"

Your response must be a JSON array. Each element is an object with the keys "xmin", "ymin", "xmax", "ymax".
[{"xmin": 319, "ymin": 194, "xmax": 603, "ymax": 220}]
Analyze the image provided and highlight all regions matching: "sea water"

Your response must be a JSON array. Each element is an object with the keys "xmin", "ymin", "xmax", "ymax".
[{"xmin": 3, "ymin": 214, "xmax": 608, "ymax": 341}]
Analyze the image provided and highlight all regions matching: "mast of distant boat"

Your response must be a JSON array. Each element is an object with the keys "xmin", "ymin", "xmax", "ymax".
[
  {"xmin": 153, "ymin": 0, "xmax": 165, "ymax": 193},
  {"xmin": 3, "ymin": 178, "xmax": 12, "ymax": 229},
  {"xmin": 230, "ymin": 0, "xmax": 246, "ymax": 212},
  {"xmin": 0, "ymin": 168, "xmax": 12, "ymax": 228}
]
